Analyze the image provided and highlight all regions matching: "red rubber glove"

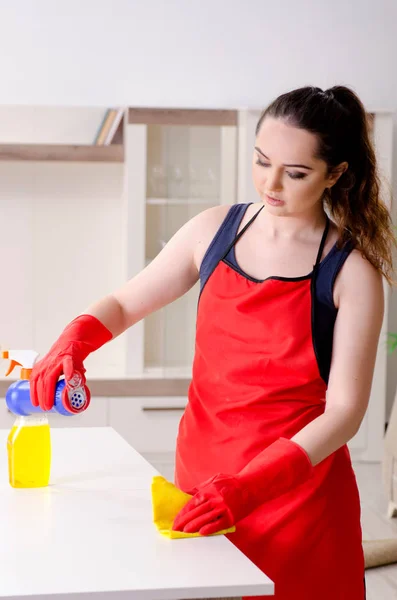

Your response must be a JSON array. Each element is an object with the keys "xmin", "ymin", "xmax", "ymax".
[
  {"xmin": 172, "ymin": 437, "xmax": 314, "ymax": 536},
  {"xmin": 30, "ymin": 315, "xmax": 113, "ymax": 411}
]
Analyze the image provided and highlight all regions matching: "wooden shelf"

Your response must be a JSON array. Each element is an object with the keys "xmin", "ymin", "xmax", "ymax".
[
  {"xmin": 143, "ymin": 366, "xmax": 192, "ymax": 377},
  {"xmin": 0, "ymin": 144, "xmax": 124, "ymax": 162},
  {"xmin": 146, "ymin": 197, "xmax": 218, "ymax": 206},
  {"xmin": 129, "ymin": 108, "xmax": 237, "ymax": 126}
]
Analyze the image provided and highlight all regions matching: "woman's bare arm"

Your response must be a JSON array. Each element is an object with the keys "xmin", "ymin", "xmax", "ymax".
[
  {"xmin": 291, "ymin": 250, "xmax": 385, "ymax": 465},
  {"xmin": 82, "ymin": 204, "xmax": 232, "ymax": 337}
]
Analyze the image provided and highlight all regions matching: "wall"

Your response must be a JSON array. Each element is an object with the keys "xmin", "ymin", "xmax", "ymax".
[
  {"xmin": 0, "ymin": 0, "xmax": 395, "ymax": 111},
  {"xmin": 0, "ymin": 162, "xmax": 126, "ymax": 376},
  {"xmin": 0, "ymin": 107, "xmax": 105, "ymax": 144}
]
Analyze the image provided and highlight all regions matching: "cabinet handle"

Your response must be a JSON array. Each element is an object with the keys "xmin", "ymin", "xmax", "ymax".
[{"xmin": 142, "ymin": 406, "xmax": 185, "ymax": 412}]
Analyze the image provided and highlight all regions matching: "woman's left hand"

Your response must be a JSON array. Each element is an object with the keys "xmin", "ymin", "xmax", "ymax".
[
  {"xmin": 172, "ymin": 473, "xmax": 246, "ymax": 535},
  {"xmin": 172, "ymin": 438, "xmax": 315, "ymax": 535}
]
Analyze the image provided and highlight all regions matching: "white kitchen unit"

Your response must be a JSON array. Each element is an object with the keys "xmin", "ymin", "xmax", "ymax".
[
  {"xmin": 123, "ymin": 109, "xmax": 238, "ymax": 378},
  {"xmin": 0, "ymin": 426, "xmax": 275, "ymax": 599}
]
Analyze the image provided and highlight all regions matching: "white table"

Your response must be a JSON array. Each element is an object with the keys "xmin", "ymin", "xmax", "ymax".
[{"xmin": 0, "ymin": 426, "xmax": 274, "ymax": 600}]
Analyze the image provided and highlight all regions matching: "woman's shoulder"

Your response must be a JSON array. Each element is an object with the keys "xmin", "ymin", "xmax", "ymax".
[
  {"xmin": 191, "ymin": 203, "xmax": 237, "ymax": 272},
  {"xmin": 341, "ymin": 247, "xmax": 383, "ymax": 283},
  {"xmin": 333, "ymin": 244, "xmax": 384, "ymax": 309}
]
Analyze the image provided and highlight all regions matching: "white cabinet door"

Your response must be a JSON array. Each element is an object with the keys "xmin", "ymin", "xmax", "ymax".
[
  {"xmin": 108, "ymin": 396, "xmax": 187, "ymax": 454},
  {"xmin": 124, "ymin": 111, "xmax": 238, "ymax": 378}
]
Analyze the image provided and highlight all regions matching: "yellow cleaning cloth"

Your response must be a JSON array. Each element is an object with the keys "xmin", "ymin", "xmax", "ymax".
[{"xmin": 151, "ymin": 475, "xmax": 236, "ymax": 539}]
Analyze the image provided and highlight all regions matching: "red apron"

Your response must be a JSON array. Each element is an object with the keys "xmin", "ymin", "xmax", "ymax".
[{"xmin": 175, "ymin": 205, "xmax": 365, "ymax": 599}]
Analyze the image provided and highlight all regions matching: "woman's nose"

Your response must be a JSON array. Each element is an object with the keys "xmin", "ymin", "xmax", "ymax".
[{"xmin": 265, "ymin": 168, "xmax": 283, "ymax": 192}]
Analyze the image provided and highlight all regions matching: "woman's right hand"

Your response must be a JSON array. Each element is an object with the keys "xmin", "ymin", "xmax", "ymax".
[
  {"xmin": 30, "ymin": 315, "xmax": 112, "ymax": 411},
  {"xmin": 30, "ymin": 348, "xmax": 87, "ymax": 411}
]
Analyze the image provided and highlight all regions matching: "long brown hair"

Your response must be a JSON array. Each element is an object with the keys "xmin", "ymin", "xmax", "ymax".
[{"xmin": 256, "ymin": 86, "xmax": 396, "ymax": 285}]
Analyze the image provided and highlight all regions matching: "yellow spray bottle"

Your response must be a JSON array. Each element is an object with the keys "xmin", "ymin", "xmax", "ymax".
[
  {"xmin": 2, "ymin": 350, "xmax": 51, "ymax": 488},
  {"xmin": 2, "ymin": 349, "xmax": 89, "ymax": 488}
]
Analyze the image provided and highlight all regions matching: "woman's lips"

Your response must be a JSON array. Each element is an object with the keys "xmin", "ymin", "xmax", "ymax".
[{"xmin": 265, "ymin": 194, "xmax": 285, "ymax": 206}]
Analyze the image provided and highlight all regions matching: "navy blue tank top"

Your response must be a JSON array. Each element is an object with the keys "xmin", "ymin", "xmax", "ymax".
[{"xmin": 199, "ymin": 202, "xmax": 354, "ymax": 385}]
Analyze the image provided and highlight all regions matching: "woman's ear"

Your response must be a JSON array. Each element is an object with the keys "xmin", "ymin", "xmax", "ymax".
[{"xmin": 327, "ymin": 161, "xmax": 349, "ymax": 188}]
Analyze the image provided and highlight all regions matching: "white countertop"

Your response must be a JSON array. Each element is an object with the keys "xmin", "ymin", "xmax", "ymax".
[{"xmin": 0, "ymin": 426, "xmax": 274, "ymax": 599}]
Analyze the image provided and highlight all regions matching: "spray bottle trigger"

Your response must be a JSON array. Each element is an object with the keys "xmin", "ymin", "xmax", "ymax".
[{"xmin": 4, "ymin": 359, "xmax": 22, "ymax": 377}]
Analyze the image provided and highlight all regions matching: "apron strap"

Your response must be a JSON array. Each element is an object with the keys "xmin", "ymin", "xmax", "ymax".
[
  {"xmin": 313, "ymin": 215, "xmax": 330, "ymax": 271},
  {"xmin": 220, "ymin": 204, "xmax": 329, "ymax": 271},
  {"xmin": 220, "ymin": 204, "xmax": 265, "ymax": 262}
]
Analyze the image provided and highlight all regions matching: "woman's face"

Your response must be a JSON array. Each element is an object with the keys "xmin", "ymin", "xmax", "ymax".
[{"xmin": 252, "ymin": 117, "xmax": 343, "ymax": 216}]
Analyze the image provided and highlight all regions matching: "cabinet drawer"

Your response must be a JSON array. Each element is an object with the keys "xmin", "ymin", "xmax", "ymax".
[
  {"xmin": 48, "ymin": 397, "xmax": 109, "ymax": 428},
  {"xmin": 108, "ymin": 396, "xmax": 187, "ymax": 453}
]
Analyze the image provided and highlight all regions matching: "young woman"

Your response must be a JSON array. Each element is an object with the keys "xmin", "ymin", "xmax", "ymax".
[{"xmin": 30, "ymin": 86, "xmax": 394, "ymax": 599}]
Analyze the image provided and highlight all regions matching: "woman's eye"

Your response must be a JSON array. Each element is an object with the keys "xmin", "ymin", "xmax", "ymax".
[
  {"xmin": 255, "ymin": 158, "xmax": 307, "ymax": 180},
  {"xmin": 288, "ymin": 172, "xmax": 307, "ymax": 180}
]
